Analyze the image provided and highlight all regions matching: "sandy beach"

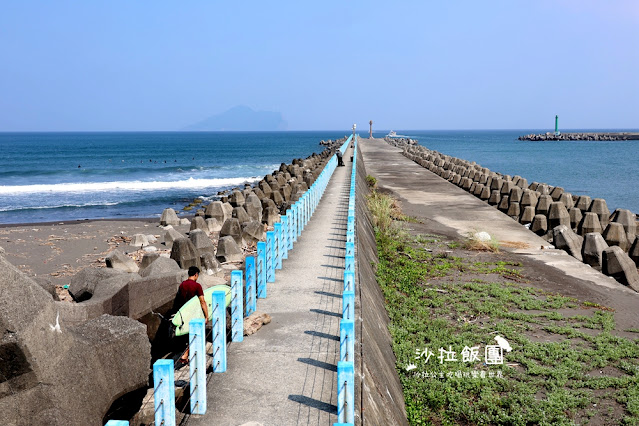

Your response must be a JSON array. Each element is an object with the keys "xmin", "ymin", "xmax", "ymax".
[{"xmin": 0, "ymin": 218, "xmax": 185, "ymax": 296}]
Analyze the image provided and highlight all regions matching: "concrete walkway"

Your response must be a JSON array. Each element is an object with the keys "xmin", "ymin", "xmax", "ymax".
[{"xmin": 189, "ymin": 147, "xmax": 353, "ymax": 425}]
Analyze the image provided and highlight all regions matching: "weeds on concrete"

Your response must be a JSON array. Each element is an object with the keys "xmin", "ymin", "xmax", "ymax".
[{"xmin": 369, "ymin": 193, "xmax": 639, "ymax": 425}]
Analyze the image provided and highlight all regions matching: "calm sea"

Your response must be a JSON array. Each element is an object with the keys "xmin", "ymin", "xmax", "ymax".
[
  {"xmin": 373, "ymin": 129, "xmax": 639, "ymax": 215},
  {"xmin": 0, "ymin": 131, "xmax": 347, "ymax": 224},
  {"xmin": 0, "ymin": 130, "xmax": 637, "ymax": 225}
]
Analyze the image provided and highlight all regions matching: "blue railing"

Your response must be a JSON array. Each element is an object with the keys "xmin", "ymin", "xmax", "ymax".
[
  {"xmin": 108, "ymin": 135, "xmax": 353, "ymax": 426},
  {"xmin": 335, "ymin": 134, "xmax": 357, "ymax": 426}
]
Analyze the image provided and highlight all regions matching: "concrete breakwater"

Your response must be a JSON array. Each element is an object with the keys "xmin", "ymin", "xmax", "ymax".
[
  {"xmin": 0, "ymin": 137, "xmax": 348, "ymax": 426},
  {"xmin": 519, "ymin": 132, "xmax": 639, "ymax": 141},
  {"xmin": 387, "ymin": 138, "xmax": 639, "ymax": 292}
]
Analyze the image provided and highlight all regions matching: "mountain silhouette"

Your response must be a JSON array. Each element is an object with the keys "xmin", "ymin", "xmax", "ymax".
[{"xmin": 183, "ymin": 105, "xmax": 288, "ymax": 131}]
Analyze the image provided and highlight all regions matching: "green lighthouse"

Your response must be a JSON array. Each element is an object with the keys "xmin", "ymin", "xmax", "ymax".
[{"xmin": 554, "ymin": 115, "xmax": 560, "ymax": 136}]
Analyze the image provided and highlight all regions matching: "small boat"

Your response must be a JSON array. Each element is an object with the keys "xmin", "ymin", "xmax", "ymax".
[{"xmin": 386, "ymin": 130, "xmax": 398, "ymax": 138}]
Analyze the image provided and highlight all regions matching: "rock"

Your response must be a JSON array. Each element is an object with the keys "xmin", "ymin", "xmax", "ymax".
[
  {"xmin": 588, "ymin": 198, "xmax": 611, "ymax": 228},
  {"xmin": 582, "ymin": 233, "xmax": 609, "ymax": 270},
  {"xmin": 139, "ymin": 256, "xmax": 181, "ymax": 277},
  {"xmin": 569, "ymin": 207, "xmax": 583, "ymax": 230},
  {"xmin": 550, "ymin": 186, "xmax": 564, "ymax": 201},
  {"xmin": 164, "ymin": 227, "xmax": 185, "ymax": 249},
  {"xmin": 509, "ymin": 187, "xmax": 522, "ymax": 203},
  {"xmin": 216, "ymin": 236, "xmax": 244, "ymax": 263},
  {"xmin": 552, "ymin": 225, "xmax": 584, "ymax": 261},
  {"xmin": 105, "ymin": 250, "xmax": 139, "ymax": 273},
  {"xmin": 575, "ymin": 195, "xmax": 592, "ymax": 212},
  {"xmin": 506, "ymin": 202, "xmax": 520, "ymax": 220},
  {"xmin": 602, "ymin": 246, "xmax": 639, "ymax": 291},
  {"xmin": 629, "ymin": 237, "xmax": 639, "ymax": 266},
  {"xmin": 530, "ymin": 214, "xmax": 548, "ymax": 236},
  {"xmin": 206, "ymin": 217, "xmax": 222, "ymax": 233},
  {"xmin": 200, "ymin": 252, "xmax": 222, "ymax": 275},
  {"xmin": 0, "ymin": 256, "xmax": 150, "ymax": 426},
  {"xmin": 170, "ymin": 238, "xmax": 201, "ymax": 269},
  {"xmin": 242, "ymin": 221, "xmax": 265, "ymax": 244},
  {"xmin": 232, "ymin": 206, "xmax": 251, "ymax": 224},
  {"xmin": 130, "ymin": 233, "xmax": 149, "ymax": 248},
  {"xmin": 519, "ymin": 206, "xmax": 535, "ymax": 225},
  {"xmin": 610, "ymin": 209, "xmax": 637, "ymax": 236},
  {"xmin": 578, "ymin": 212, "xmax": 602, "ymax": 236},
  {"xmin": 190, "ymin": 216, "xmax": 209, "ymax": 233},
  {"xmin": 220, "ymin": 218, "xmax": 243, "ymax": 245},
  {"xmin": 263, "ymin": 206, "xmax": 280, "ymax": 226},
  {"xmin": 160, "ymin": 208, "xmax": 180, "ymax": 226},
  {"xmin": 488, "ymin": 190, "xmax": 501, "ymax": 206},
  {"xmin": 140, "ymin": 252, "xmax": 160, "ymax": 269},
  {"xmin": 535, "ymin": 194, "xmax": 553, "ymax": 216},
  {"xmin": 205, "ymin": 201, "xmax": 228, "ymax": 223},
  {"xmin": 602, "ymin": 223, "xmax": 630, "ymax": 252},
  {"xmin": 230, "ymin": 190, "xmax": 245, "ymax": 207},
  {"xmin": 548, "ymin": 202, "xmax": 570, "ymax": 229},
  {"xmin": 245, "ymin": 193, "xmax": 263, "ymax": 222},
  {"xmin": 520, "ymin": 190, "xmax": 538, "ymax": 209},
  {"xmin": 243, "ymin": 311, "xmax": 272, "ymax": 336}
]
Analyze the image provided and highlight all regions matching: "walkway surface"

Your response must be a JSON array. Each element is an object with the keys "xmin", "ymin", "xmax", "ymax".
[{"xmin": 189, "ymin": 146, "xmax": 353, "ymax": 425}]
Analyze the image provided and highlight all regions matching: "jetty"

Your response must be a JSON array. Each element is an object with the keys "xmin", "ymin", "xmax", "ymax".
[{"xmin": 518, "ymin": 132, "xmax": 639, "ymax": 141}]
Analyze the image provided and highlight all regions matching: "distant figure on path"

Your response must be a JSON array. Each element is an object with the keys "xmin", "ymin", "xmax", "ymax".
[
  {"xmin": 173, "ymin": 266, "xmax": 208, "ymax": 364},
  {"xmin": 337, "ymin": 150, "xmax": 344, "ymax": 167}
]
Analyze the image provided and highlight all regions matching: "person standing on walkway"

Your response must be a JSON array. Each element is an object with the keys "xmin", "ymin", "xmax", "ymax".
[{"xmin": 174, "ymin": 266, "xmax": 208, "ymax": 364}]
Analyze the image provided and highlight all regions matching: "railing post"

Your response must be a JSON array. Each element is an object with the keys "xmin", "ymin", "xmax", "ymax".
[
  {"xmin": 211, "ymin": 291, "xmax": 227, "ymax": 373},
  {"xmin": 286, "ymin": 209, "xmax": 293, "ymax": 251},
  {"xmin": 345, "ymin": 255, "xmax": 355, "ymax": 274},
  {"xmin": 274, "ymin": 222, "xmax": 283, "ymax": 270},
  {"xmin": 342, "ymin": 290, "xmax": 355, "ymax": 321},
  {"xmin": 337, "ymin": 361, "xmax": 355, "ymax": 424},
  {"xmin": 153, "ymin": 359, "xmax": 175, "ymax": 426},
  {"xmin": 247, "ymin": 253, "xmax": 258, "ymax": 311},
  {"xmin": 255, "ymin": 241, "xmax": 266, "ymax": 302},
  {"xmin": 340, "ymin": 320, "xmax": 355, "ymax": 363},
  {"xmin": 189, "ymin": 318, "xmax": 206, "ymax": 414},
  {"xmin": 231, "ymin": 270, "xmax": 243, "ymax": 342},
  {"xmin": 105, "ymin": 421, "xmax": 129, "ymax": 426},
  {"xmin": 266, "ymin": 230, "xmax": 275, "ymax": 283},
  {"xmin": 281, "ymin": 215, "xmax": 289, "ymax": 260},
  {"xmin": 343, "ymin": 270, "xmax": 355, "ymax": 292},
  {"xmin": 345, "ymin": 241, "xmax": 354, "ymax": 257},
  {"xmin": 293, "ymin": 203, "xmax": 299, "ymax": 242}
]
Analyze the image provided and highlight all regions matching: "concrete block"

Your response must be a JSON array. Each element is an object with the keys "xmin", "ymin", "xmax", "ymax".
[
  {"xmin": 160, "ymin": 208, "xmax": 180, "ymax": 226},
  {"xmin": 106, "ymin": 250, "xmax": 139, "ymax": 273},
  {"xmin": 530, "ymin": 214, "xmax": 548, "ymax": 236},
  {"xmin": 603, "ymin": 222, "xmax": 630, "ymax": 252},
  {"xmin": 602, "ymin": 246, "xmax": 639, "ymax": 291},
  {"xmin": 548, "ymin": 202, "xmax": 570, "ymax": 229},
  {"xmin": 552, "ymin": 225, "xmax": 584, "ymax": 261},
  {"xmin": 582, "ymin": 232, "xmax": 609, "ymax": 270},
  {"xmin": 216, "ymin": 236, "xmax": 244, "ymax": 263},
  {"xmin": 588, "ymin": 198, "xmax": 611, "ymax": 228}
]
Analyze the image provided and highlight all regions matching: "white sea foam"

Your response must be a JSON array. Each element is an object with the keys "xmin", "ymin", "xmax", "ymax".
[{"xmin": 0, "ymin": 176, "xmax": 259, "ymax": 195}]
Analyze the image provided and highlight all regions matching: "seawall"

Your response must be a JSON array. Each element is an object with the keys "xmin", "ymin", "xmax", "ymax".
[{"xmin": 354, "ymin": 146, "xmax": 408, "ymax": 425}]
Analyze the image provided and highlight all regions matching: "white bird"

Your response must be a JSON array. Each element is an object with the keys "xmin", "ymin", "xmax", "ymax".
[
  {"xmin": 494, "ymin": 335, "xmax": 512, "ymax": 352},
  {"xmin": 49, "ymin": 311, "xmax": 61, "ymax": 333}
]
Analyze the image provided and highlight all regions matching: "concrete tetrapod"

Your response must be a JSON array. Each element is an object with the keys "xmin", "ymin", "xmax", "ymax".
[
  {"xmin": 548, "ymin": 202, "xmax": 571, "ymax": 230},
  {"xmin": 601, "ymin": 246, "xmax": 639, "ymax": 291},
  {"xmin": 553, "ymin": 225, "xmax": 584, "ymax": 261},
  {"xmin": 602, "ymin": 223, "xmax": 630, "ymax": 252},
  {"xmin": 582, "ymin": 233, "xmax": 609, "ymax": 270},
  {"xmin": 578, "ymin": 212, "xmax": 603, "ymax": 236},
  {"xmin": 588, "ymin": 198, "xmax": 611, "ymax": 228}
]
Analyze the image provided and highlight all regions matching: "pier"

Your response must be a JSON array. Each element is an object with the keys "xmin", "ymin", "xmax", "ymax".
[{"xmin": 518, "ymin": 132, "xmax": 639, "ymax": 141}]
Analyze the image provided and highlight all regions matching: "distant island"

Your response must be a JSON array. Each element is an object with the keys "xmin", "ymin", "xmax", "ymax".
[
  {"xmin": 182, "ymin": 105, "xmax": 288, "ymax": 131},
  {"xmin": 519, "ymin": 132, "xmax": 639, "ymax": 141}
]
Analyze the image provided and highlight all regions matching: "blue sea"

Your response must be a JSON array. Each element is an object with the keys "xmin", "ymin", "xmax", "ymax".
[
  {"xmin": 1, "ymin": 130, "xmax": 637, "ymax": 225},
  {"xmin": 0, "ymin": 131, "xmax": 347, "ymax": 224},
  {"xmin": 373, "ymin": 129, "xmax": 639, "ymax": 215}
]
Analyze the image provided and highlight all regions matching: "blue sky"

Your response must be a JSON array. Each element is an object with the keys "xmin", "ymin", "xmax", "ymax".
[{"xmin": 1, "ymin": 1, "xmax": 637, "ymax": 131}]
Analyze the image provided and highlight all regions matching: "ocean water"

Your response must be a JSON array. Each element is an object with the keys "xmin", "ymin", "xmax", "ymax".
[
  {"xmin": 0, "ymin": 131, "xmax": 347, "ymax": 224},
  {"xmin": 1, "ymin": 130, "xmax": 637, "ymax": 225},
  {"xmin": 374, "ymin": 130, "xmax": 639, "ymax": 215}
]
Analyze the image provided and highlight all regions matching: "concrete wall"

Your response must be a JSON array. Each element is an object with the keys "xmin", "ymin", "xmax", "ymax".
[{"xmin": 354, "ymin": 147, "xmax": 408, "ymax": 425}]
